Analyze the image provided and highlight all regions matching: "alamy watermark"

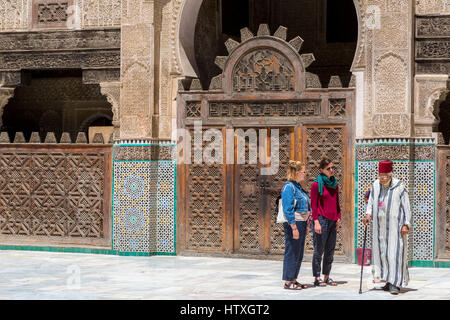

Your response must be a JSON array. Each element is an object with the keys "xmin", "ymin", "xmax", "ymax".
[
  {"xmin": 66, "ymin": 5, "xmax": 81, "ymax": 30},
  {"xmin": 444, "ymin": 0, "xmax": 450, "ymax": 13},
  {"xmin": 66, "ymin": 264, "xmax": 81, "ymax": 289},
  {"xmin": 173, "ymin": 121, "xmax": 280, "ymax": 175},
  {"xmin": 365, "ymin": 5, "xmax": 381, "ymax": 30}
]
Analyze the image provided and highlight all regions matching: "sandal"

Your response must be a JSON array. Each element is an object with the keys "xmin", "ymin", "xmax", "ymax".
[
  {"xmin": 284, "ymin": 282, "xmax": 303, "ymax": 290},
  {"xmin": 314, "ymin": 278, "xmax": 327, "ymax": 287},
  {"xmin": 294, "ymin": 281, "xmax": 308, "ymax": 289},
  {"xmin": 325, "ymin": 278, "xmax": 337, "ymax": 286}
]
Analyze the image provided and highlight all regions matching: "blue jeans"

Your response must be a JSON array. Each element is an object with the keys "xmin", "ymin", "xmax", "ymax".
[
  {"xmin": 312, "ymin": 215, "xmax": 337, "ymax": 277},
  {"xmin": 282, "ymin": 221, "xmax": 307, "ymax": 281}
]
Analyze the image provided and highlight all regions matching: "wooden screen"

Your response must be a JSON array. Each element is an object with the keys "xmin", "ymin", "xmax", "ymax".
[{"xmin": 0, "ymin": 144, "xmax": 112, "ymax": 247}]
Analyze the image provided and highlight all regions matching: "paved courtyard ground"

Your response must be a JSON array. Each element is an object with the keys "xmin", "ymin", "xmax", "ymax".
[{"xmin": 0, "ymin": 250, "xmax": 449, "ymax": 300}]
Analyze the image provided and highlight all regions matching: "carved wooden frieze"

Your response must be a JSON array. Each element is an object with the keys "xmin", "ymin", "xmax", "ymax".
[
  {"xmin": 415, "ymin": 15, "xmax": 450, "ymax": 74},
  {"xmin": 0, "ymin": 29, "xmax": 120, "ymax": 52},
  {"xmin": 233, "ymin": 49, "xmax": 295, "ymax": 92},
  {"xmin": 417, "ymin": 40, "xmax": 450, "ymax": 59},
  {"xmin": 209, "ymin": 101, "xmax": 321, "ymax": 118},
  {"xmin": 416, "ymin": 61, "xmax": 450, "ymax": 74},
  {"xmin": 0, "ymin": 51, "xmax": 119, "ymax": 70},
  {"xmin": 0, "ymin": 29, "xmax": 120, "ymax": 72},
  {"xmin": 416, "ymin": 16, "xmax": 450, "ymax": 37}
]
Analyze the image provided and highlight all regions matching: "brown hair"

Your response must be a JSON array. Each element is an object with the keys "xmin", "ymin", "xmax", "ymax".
[
  {"xmin": 287, "ymin": 160, "xmax": 305, "ymax": 181},
  {"xmin": 319, "ymin": 157, "xmax": 333, "ymax": 170}
]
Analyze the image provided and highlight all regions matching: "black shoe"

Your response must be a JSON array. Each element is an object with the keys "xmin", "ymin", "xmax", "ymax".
[
  {"xmin": 382, "ymin": 282, "xmax": 390, "ymax": 291},
  {"xmin": 389, "ymin": 284, "xmax": 400, "ymax": 295}
]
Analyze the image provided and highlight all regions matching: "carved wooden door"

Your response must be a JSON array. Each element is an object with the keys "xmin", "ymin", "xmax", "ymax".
[
  {"xmin": 437, "ymin": 148, "xmax": 450, "ymax": 260},
  {"xmin": 233, "ymin": 127, "xmax": 294, "ymax": 254},
  {"xmin": 177, "ymin": 24, "xmax": 355, "ymax": 258},
  {"xmin": 181, "ymin": 127, "xmax": 231, "ymax": 253}
]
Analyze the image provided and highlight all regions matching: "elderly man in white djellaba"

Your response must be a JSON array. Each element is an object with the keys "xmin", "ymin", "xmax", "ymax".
[{"xmin": 362, "ymin": 160, "xmax": 412, "ymax": 295}]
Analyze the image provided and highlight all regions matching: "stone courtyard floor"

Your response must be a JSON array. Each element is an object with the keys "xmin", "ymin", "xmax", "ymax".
[{"xmin": 0, "ymin": 250, "xmax": 449, "ymax": 300}]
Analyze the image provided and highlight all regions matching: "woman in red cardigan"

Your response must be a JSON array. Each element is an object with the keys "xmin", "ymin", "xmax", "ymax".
[{"xmin": 310, "ymin": 157, "xmax": 341, "ymax": 287}]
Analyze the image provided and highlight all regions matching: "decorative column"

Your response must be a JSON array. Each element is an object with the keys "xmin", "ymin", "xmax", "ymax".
[
  {"xmin": 112, "ymin": 0, "xmax": 176, "ymax": 255},
  {"xmin": 120, "ymin": 0, "xmax": 154, "ymax": 140},
  {"xmin": 354, "ymin": 1, "xmax": 437, "ymax": 266}
]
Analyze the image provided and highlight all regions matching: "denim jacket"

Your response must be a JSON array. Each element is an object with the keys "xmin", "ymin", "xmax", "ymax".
[{"xmin": 281, "ymin": 180, "xmax": 311, "ymax": 225}]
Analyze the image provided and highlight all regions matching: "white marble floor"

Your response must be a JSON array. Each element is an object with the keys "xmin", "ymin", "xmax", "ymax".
[{"xmin": 0, "ymin": 250, "xmax": 449, "ymax": 300}]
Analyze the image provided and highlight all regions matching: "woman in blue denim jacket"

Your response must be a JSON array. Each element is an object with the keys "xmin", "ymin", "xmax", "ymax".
[{"xmin": 281, "ymin": 160, "xmax": 311, "ymax": 290}]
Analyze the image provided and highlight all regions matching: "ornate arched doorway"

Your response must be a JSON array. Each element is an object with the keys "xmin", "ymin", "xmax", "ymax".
[{"xmin": 177, "ymin": 25, "xmax": 355, "ymax": 259}]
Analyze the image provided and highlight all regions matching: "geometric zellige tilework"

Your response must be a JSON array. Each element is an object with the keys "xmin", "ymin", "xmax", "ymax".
[
  {"xmin": 412, "ymin": 161, "xmax": 434, "ymax": 261},
  {"xmin": 154, "ymin": 161, "xmax": 176, "ymax": 254},
  {"xmin": 113, "ymin": 161, "xmax": 176, "ymax": 254},
  {"xmin": 355, "ymin": 160, "xmax": 435, "ymax": 262},
  {"xmin": 113, "ymin": 162, "xmax": 151, "ymax": 253}
]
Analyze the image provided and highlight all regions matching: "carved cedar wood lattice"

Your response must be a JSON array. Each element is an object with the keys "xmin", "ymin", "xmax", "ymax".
[
  {"xmin": 185, "ymin": 129, "xmax": 224, "ymax": 251},
  {"xmin": 0, "ymin": 145, "xmax": 112, "ymax": 247},
  {"xmin": 437, "ymin": 149, "xmax": 450, "ymax": 259},
  {"xmin": 447, "ymin": 156, "xmax": 450, "ymax": 253},
  {"xmin": 178, "ymin": 25, "xmax": 354, "ymax": 258}
]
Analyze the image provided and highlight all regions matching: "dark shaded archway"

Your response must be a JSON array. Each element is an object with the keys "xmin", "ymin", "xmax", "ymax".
[
  {"xmin": 438, "ymin": 93, "xmax": 450, "ymax": 144},
  {"xmin": 2, "ymin": 69, "xmax": 113, "ymax": 142},
  {"xmin": 193, "ymin": 0, "xmax": 358, "ymax": 89}
]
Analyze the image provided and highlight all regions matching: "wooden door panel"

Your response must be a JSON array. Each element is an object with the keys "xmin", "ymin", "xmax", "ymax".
[
  {"xmin": 302, "ymin": 125, "xmax": 346, "ymax": 255},
  {"xmin": 233, "ymin": 128, "xmax": 266, "ymax": 254},
  {"xmin": 184, "ymin": 128, "xmax": 226, "ymax": 252},
  {"xmin": 269, "ymin": 127, "xmax": 294, "ymax": 254}
]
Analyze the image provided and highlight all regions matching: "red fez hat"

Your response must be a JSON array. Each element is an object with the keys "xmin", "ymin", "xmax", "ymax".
[{"xmin": 379, "ymin": 160, "xmax": 393, "ymax": 173}]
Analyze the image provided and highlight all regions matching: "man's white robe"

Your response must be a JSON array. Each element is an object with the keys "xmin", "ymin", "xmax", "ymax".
[{"xmin": 366, "ymin": 177, "xmax": 412, "ymax": 288}]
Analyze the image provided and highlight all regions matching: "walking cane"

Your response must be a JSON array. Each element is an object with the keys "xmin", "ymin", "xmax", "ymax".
[{"xmin": 359, "ymin": 224, "xmax": 368, "ymax": 294}]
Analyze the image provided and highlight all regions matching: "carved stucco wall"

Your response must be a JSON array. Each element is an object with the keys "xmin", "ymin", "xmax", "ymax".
[{"xmin": 351, "ymin": 0, "xmax": 413, "ymax": 138}]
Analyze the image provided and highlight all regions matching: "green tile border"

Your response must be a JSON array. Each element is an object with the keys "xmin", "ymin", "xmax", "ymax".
[
  {"xmin": 0, "ymin": 245, "xmax": 176, "ymax": 257},
  {"xmin": 408, "ymin": 260, "xmax": 450, "ymax": 268}
]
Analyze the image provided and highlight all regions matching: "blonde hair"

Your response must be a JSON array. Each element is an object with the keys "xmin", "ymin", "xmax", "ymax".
[{"xmin": 287, "ymin": 160, "xmax": 305, "ymax": 181}]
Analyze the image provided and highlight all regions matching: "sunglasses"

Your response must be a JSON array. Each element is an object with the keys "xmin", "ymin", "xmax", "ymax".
[{"xmin": 326, "ymin": 166, "xmax": 337, "ymax": 171}]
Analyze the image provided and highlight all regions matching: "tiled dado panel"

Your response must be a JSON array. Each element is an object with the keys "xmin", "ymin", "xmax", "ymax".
[
  {"xmin": 355, "ymin": 139, "xmax": 436, "ymax": 262},
  {"xmin": 112, "ymin": 142, "xmax": 176, "ymax": 255}
]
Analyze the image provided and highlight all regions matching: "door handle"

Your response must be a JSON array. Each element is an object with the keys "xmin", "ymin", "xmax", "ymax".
[{"xmin": 259, "ymin": 181, "xmax": 270, "ymax": 189}]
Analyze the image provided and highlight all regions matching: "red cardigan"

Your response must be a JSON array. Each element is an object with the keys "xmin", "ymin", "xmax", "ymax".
[{"xmin": 310, "ymin": 181, "xmax": 341, "ymax": 221}]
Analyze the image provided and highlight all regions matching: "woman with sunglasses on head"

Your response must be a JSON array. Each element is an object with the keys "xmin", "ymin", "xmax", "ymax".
[
  {"xmin": 281, "ymin": 160, "xmax": 311, "ymax": 290},
  {"xmin": 310, "ymin": 157, "xmax": 341, "ymax": 287}
]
